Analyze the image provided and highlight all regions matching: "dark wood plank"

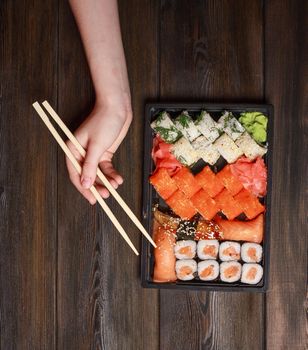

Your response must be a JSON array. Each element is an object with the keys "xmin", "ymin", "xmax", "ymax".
[
  {"xmin": 0, "ymin": 1, "xmax": 58, "ymax": 349},
  {"xmin": 159, "ymin": 1, "xmax": 265, "ymax": 349},
  {"xmin": 264, "ymin": 1, "xmax": 308, "ymax": 349},
  {"xmin": 57, "ymin": 1, "xmax": 159, "ymax": 349},
  {"xmin": 57, "ymin": 1, "xmax": 99, "ymax": 349},
  {"xmin": 103, "ymin": 1, "xmax": 160, "ymax": 348}
]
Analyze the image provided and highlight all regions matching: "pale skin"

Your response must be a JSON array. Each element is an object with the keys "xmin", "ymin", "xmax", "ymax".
[{"xmin": 68, "ymin": 0, "xmax": 132, "ymax": 204}]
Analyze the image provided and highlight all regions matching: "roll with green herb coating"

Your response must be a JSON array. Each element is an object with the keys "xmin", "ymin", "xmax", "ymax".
[
  {"xmin": 151, "ymin": 111, "xmax": 182, "ymax": 143},
  {"xmin": 195, "ymin": 111, "xmax": 220, "ymax": 142},
  {"xmin": 170, "ymin": 137, "xmax": 199, "ymax": 166},
  {"xmin": 217, "ymin": 111, "xmax": 245, "ymax": 140},
  {"xmin": 192, "ymin": 136, "xmax": 220, "ymax": 165},
  {"xmin": 174, "ymin": 111, "xmax": 201, "ymax": 142}
]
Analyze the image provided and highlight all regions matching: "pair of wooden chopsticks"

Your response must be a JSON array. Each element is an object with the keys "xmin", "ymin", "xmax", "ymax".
[{"xmin": 32, "ymin": 101, "xmax": 156, "ymax": 255}]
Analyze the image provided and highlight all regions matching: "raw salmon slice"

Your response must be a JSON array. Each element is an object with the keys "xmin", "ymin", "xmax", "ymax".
[
  {"xmin": 153, "ymin": 225, "xmax": 177, "ymax": 283},
  {"xmin": 215, "ymin": 214, "xmax": 264, "ymax": 243}
]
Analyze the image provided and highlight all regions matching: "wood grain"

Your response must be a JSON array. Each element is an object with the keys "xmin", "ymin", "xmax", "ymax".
[
  {"xmin": 57, "ymin": 1, "xmax": 100, "ymax": 349},
  {"xmin": 57, "ymin": 0, "xmax": 159, "ymax": 349},
  {"xmin": 98, "ymin": 1, "xmax": 160, "ymax": 349},
  {"xmin": 0, "ymin": 0, "xmax": 307, "ymax": 349},
  {"xmin": 159, "ymin": 1, "xmax": 264, "ymax": 349},
  {"xmin": 265, "ymin": 1, "xmax": 308, "ymax": 349},
  {"xmin": 0, "ymin": 1, "xmax": 58, "ymax": 349}
]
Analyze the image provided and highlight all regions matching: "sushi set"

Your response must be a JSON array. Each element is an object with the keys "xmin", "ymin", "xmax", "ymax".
[{"xmin": 141, "ymin": 103, "xmax": 273, "ymax": 292}]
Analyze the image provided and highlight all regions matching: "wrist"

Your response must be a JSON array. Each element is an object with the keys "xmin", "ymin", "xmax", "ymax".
[{"xmin": 95, "ymin": 90, "xmax": 132, "ymax": 121}]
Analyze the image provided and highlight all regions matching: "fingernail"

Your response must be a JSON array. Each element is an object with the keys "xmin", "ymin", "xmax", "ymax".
[
  {"xmin": 82, "ymin": 177, "xmax": 91, "ymax": 189},
  {"xmin": 118, "ymin": 177, "xmax": 123, "ymax": 185}
]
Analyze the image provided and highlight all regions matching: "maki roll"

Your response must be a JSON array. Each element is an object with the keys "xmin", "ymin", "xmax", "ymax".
[
  {"xmin": 195, "ymin": 165, "xmax": 224, "ymax": 198},
  {"xmin": 195, "ymin": 111, "xmax": 220, "ymax": 142},
  {"xmin": 219, "ymin": 241, "xmax": 241, "ymax": 261},
  {"xmin": 166, "ymin": 190, "xmax": 197, "ymax": 220},
  {"xmin": 176, "ymin": 259, "xmax": 197, "ymax": 281},
  {"xmin": 174, "ymin": 111, "xmax": 201, "ymax": 142},
  {"xmin": 215, "ymin": 188, "xmax": 243, "ymax": 220},
  {"xmin": 241, "ymin": 243, "xmax": 263, "ymax": 263},
  {"xmin": 198, "ymin": 260, "xmax": 219, "ymax": 281},
  {"xmin": 216, "ymin": 165, "xmax": 243, "ymax": 196},
  {"xmin": 172, "ymin": 167, "xmax": 201, "ymax": 198},
  {"xmin": 197, "ymin": 240, "xmax": 219, "ymax": 260},
  {"xmin": 234, "ymin": 189, "xmax": 265, "ymax": 219},
  {"xmin": 217, "ymin": 111, "xmax": 245, "ymax": 141},
  {"xmin": 190, "ymin": 189, "xmax": 219, "ymax": 221},
  {"xmin": 151, "ymin": 111, "xmax": 182, "ymax": 143},
  {"xmin": 220, "ymin": 261, "xmax": 242, "ymax": 283},
  {"xmin": 213, "ymin": 133, "xmax": 243, "ymax": 163},
  {"xmin": 235, "ymin": 132, "xmax": 267, "ymax": 160},
  {"xmin": 174, "ymin": 240, "xmax": 196, "ymax": 259},
  {"xmin": 191, "ymin": 136, "xmax": 220, "ymax": 165},
  {"xmin": 176, "ymin": 220, "xmax": 197, "ymax": 241},
  {"xmin": 149, "ymin": 168, "xmax": 178, "ymax": 200},
  {"xmin": 170, "ymin": 137, "xmax": 199, "ymax": 166},
  {"xmin": 241, "ymin": 263, "xmax": 263, "ymax": 284}
]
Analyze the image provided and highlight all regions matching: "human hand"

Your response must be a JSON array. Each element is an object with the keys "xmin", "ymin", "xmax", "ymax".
[{"xmin": 66, "ymin": 97, "xmax": 132, "ymax": 205}]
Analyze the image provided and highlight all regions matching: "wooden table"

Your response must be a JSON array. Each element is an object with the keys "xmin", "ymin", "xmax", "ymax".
[{"xmin": 0, "ymin": 1, "xmax": 307, "ymax": 349}]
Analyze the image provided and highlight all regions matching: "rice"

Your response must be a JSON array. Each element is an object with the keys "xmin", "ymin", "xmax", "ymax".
[
  {"xmin": 176, "ymin": 259, "xmax": 197, "ymax": 281},
  {"xmin": 174, "ymin": 111, "xmax": 201, "ymax": 142},
  {"xmin": 170, "ymin": 137, "xmax": 199, "ymax": 166},
  {"xmin": 192, "ymin": 136, "xmax": 220, "ymax": 165},
  {"xmin": 241, "ymin": 243, "xmax": 263, "ymax": 263},
  {"xmin": 213, "ymin": 133, "xmax": 243, "ymax": 163},
  {"xmin": 198, "ymin": 260, "xmax": 219, "ymax": 281},
  {"xmin": 241, "ymin": 263, "xmax": 263, "ymax": 284},
  {"xmin": 174, "ymin": 240, "xmax": 197, "ymax": 259},
  {"xmin": 197, "ymin": 239, "xmax": 219, "ymax": 260},
  {"xmin": 195, "ymin": 111, "xmax": 220, "ymax": 142},
  {"xmin": 220, "ymin": 261, "xmax": 242, "ymax": 283},
  {"xmin": 151, "ymin": 111, "xmax": 182, "ymax": 143},
  {"xmin": 235, "ymin": 131, "xmax": 267, "ymax": 160},
  {"xmin": 219, "ymin": 241, "xmax": 241, "ymax": 261},
  {"xmin": 217, "ymin": 111, "xmax": 245, "ymax": 140}
]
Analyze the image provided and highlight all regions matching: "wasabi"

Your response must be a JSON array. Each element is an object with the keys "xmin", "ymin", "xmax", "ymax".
[{"xmin": 239, "ymin": 112, "xmax": 268, "ymax": 143}]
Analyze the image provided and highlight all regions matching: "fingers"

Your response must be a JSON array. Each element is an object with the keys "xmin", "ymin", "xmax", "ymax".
[
  {"xmin": 81, "ymin": 141, "xmax": 102, "ymax": 189},
  {"xmin": 99, "ymin": 159, "xmax": 123, "ymax": 186},
  {"xmin": 95, "ymin": 185, "xmax": 110, "ymax": 199},
  {"xmin": 65, "ymin": 139, "xmax": 115, "ymax": 203},
  {"xmin": 65, "ymin": 146, "xmax": 97, "ymax": 205}
]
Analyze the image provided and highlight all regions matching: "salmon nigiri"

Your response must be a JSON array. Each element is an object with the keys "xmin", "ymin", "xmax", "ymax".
[
  {"xmin": 153, "ymin": 218, "xmax": 178, "ymax": 283},
  {"xmin": 215, "ymin": 214, "xmax": 264, "ymax": 243}
]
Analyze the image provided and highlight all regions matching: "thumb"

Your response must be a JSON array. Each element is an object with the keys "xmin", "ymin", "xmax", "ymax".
[{"xmin": 81, "ymin": 141, "xmax": 102, "ymax": 189}]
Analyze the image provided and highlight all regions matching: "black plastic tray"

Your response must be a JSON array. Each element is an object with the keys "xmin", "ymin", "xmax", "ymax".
[{"xmin": 141, "ymin": 103, "xmax": 274, "ymax": 292}]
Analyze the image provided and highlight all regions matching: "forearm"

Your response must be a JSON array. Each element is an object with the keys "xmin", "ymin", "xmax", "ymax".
[{"xmin": 69, "ymin": 0, "xmax": 130, "ymax": 107}]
